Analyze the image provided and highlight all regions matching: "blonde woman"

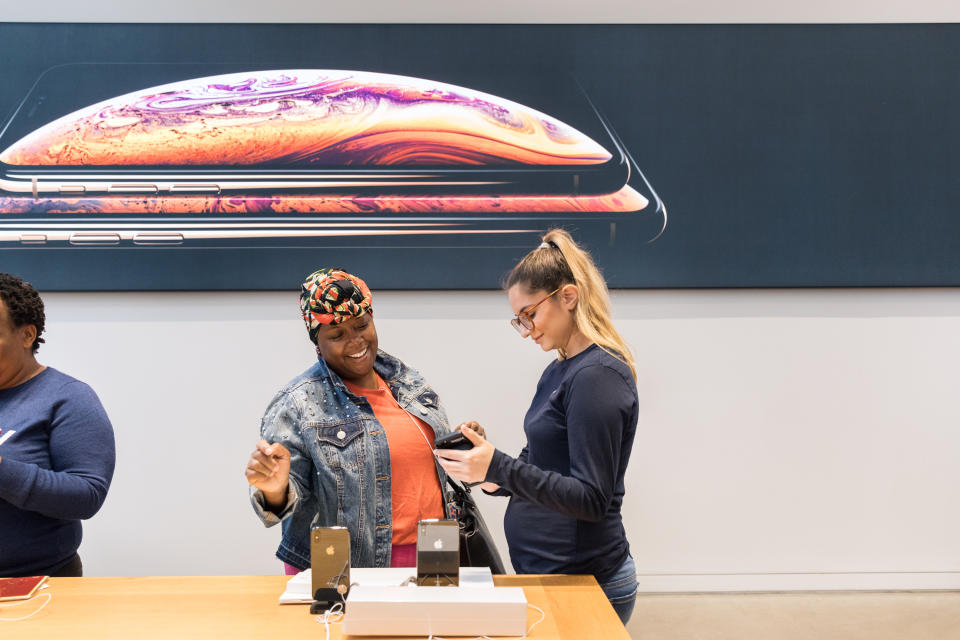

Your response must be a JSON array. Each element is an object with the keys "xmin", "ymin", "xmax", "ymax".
[{"xmin": 435, "ymin": 229, "xmax": 639, "ymax": 623}]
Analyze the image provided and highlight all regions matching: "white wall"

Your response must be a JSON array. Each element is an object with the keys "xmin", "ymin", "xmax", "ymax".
[
  {"xmin": 2, "ymin": 0, "xmax": 960, "ymax": 23},
  {"xmin": 35, "ymin": 289, "xmax": 960, "ymax": 591}
]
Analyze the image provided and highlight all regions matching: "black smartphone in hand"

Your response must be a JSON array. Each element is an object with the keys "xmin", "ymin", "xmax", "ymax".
[{"xmin": 434, "ymin": 430, "xmax": 474, "ymax": 451}]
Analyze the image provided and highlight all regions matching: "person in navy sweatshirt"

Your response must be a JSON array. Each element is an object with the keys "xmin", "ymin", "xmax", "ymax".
[
  {"xmin": 0, "ymin": 273, "xmax": 115, "ymax": 577},
  {"xmin": 435, "ymin": 229, "xmax": 640, "ymax": 624}
]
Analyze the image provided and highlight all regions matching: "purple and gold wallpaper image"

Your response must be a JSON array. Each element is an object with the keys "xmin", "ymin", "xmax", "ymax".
[
  {"xmin": 1, "ymin": 70, "xmax": 614, "ymax": 168},
  {"xmin": 0, "ymin": 63, "xmax": 663, "ymax": 276}
]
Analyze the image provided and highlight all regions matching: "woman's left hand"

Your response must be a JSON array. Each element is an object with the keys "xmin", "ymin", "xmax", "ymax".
[
  {"xmin": 434, "ymin": 425, "xmax": 495, "ymax": 484},
  {"xmin": 458, "ymin": 420, "xmax": 485, "ymax": 439}
]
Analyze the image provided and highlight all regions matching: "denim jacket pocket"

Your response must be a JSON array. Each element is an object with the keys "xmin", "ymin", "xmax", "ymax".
[{"xmin": 307, "ymin": 419, "xmax": 365, "ymax": 470}]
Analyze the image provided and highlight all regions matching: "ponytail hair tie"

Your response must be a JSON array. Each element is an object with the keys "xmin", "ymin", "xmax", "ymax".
[{"xmin": 538, "ymin": 240, "xmax": 559, "ymax": 250}]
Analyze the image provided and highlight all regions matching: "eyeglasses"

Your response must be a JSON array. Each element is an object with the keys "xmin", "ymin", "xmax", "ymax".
[{"xmin": 510, "ymin": 288, "xmax": 560, "ymax": 335}]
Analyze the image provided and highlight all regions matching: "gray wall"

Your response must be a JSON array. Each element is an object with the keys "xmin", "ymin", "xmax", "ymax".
[
  {"xmin": 3, "ymin": 0, "xmax": 960, "ymax": 22},
  {"xmin": 41, "ymin": 288, "xmax": 960, "ymax": 591}
]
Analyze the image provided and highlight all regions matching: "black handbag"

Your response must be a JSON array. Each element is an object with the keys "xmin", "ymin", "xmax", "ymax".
[{"xmin": 445, "ymin": 477, "xmax": 507, "ymax": 574}]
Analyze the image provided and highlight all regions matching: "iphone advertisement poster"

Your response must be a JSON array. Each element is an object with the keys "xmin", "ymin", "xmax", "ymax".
[{"xmin": 0, "ymin": 23, "xmax": 957, "ymax": 289}]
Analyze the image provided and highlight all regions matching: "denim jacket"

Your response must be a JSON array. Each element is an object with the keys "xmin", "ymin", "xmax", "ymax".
[{"xmin": 250, "ymin": 349, "xmax": 452, "ymax": 569}]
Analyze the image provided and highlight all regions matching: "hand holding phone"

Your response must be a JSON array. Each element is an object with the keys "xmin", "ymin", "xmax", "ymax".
[
  {"xmin": 435, "ymin": 421, "xmax": 486, "ymax": 450},
  {"xmin": 434, "ymin": 430, "xmax": 474, "ymax": 451},
  {"xmin": 434, "ymin": 427, "xmax": 496, "ymax": 485}
]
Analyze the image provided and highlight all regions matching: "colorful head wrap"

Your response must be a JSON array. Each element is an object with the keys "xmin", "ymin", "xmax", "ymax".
[{"xmin": 300, "ymin": 268, "xmax": 373, "ymax": 345}]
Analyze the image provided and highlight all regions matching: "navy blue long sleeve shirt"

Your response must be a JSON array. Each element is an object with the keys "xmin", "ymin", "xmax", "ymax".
[
  {"xmin": 484, "ymin": 344, "xmax": 638, "ymax": 584},
  {"xmin": 0, "ymin": 368, "xmax": 116, "ymax": 576}
]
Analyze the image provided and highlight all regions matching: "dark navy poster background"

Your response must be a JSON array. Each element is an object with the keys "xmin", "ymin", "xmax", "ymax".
[{"xmin": 0, "ymin": 23, "xmax": 958, "ymax": 290}]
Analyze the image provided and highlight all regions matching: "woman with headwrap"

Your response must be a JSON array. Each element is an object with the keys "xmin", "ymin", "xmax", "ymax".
[{"xmin": 245, "ymin": 268, "xmax": 474, "ymax": 572}]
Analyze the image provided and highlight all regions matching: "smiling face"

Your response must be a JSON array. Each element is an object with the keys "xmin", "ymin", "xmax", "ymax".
[
  {"xmin": 313, "ymin": 313, "xmax": 379, "ymax": 386},
  {"xmin": 507, "ymin": 283, "xmax": 579, "ymax": 353}
]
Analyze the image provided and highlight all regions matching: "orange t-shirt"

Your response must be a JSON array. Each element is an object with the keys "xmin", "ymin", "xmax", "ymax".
[{"xmin": 344, "ymin": 374, "xmax": 445, "ymax": 545}]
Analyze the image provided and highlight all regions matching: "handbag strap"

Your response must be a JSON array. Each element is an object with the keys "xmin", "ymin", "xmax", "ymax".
[{"xmin": 445, "ymin": 475, "xmax": 471, "ymax": 497}]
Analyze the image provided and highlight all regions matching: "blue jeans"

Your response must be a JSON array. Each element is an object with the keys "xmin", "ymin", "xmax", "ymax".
[{"xmin": 600, "ymin": 555, "xmax": 638, "ymax": 624}]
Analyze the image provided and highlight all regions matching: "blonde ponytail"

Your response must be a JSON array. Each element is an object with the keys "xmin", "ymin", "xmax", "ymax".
[{"xmin": 505, "ymin": 229, "xmax": 637, "ymax": 380}]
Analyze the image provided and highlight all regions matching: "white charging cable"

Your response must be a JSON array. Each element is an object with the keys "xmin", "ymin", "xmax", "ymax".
[
  {"xmin": 315, "ymin": 601, "xmax": 344, "ymax": 640},
  {"xmin": 314, "ymin": 579, "xmax": 361, "ymax": 640},
  {"xmin": 0, "ymin": 592, "xmax": 53, "ymax": 622},
  {"xmin": 524, "ymin": 603, "xmax": 546, "ymax": 636}
]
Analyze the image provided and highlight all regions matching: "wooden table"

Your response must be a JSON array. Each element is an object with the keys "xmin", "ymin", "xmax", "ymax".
[{"xmin": 2, "ymin": 574, "xmax": 629, "ymax": 640}]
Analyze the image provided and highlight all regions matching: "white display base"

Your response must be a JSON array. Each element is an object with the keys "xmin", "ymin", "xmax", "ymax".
[
  {"xmin": 342, "ymin": 583, "xmax": 528, "ymax": 637},
  {"xmin": 279, "ymin": 566, "xmax": 496, "ymax": 604}
]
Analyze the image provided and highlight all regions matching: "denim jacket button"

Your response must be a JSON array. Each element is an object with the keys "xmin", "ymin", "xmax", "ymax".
[{"xmin": 337, "ymin": 430, "xmax": 346, "ymax": 440}]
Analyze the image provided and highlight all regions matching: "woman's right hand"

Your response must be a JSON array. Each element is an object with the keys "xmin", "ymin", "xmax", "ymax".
[{"xmin": 245, "ymin": 439, "xmax": 291, "ymax": 511}]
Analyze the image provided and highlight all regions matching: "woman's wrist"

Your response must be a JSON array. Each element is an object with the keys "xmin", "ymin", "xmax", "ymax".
[{"xmin": 262, "ymin": 485, "xmax": 289, "ymax": 512}]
